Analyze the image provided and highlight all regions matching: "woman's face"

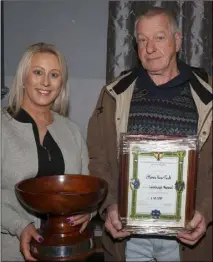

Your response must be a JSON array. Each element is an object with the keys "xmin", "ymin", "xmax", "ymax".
[{"xmin": 22, "ymin": 52, "xmax": 63, "ymax": 110}]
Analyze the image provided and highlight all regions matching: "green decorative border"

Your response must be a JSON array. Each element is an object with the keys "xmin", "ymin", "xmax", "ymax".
[{"xmin": 130, "ymin": 148, "xmax": 186, "ymax": 221}]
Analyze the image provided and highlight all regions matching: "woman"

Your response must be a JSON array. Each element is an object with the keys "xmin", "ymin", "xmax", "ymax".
[{"xmin": 1, "ymin": 42, "xmax": 92, "ymax": 261}]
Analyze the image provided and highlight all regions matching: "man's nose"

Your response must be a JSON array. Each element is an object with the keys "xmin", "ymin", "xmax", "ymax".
[{"xmin": 146, "ymin": 40, "xmax": 156, "ymax": 54}]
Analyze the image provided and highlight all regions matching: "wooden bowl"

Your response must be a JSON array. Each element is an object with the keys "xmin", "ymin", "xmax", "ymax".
[
  {"xmin": 15, "ymin": 174, "xmax": 107, "ymax": 215},
  {"xmin": 15, "ymin": 175, "xmax": 108, "ymax": 261}
]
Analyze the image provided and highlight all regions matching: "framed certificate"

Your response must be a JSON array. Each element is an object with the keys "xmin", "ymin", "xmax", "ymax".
[{"xmin": 118, "ymin": 134, "xmax": 198, "ymax": 236}]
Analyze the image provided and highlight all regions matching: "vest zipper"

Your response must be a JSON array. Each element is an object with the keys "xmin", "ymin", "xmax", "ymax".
[{"xmin": 42, "ymin": 146, "xmax": 51, "ymax": 161}]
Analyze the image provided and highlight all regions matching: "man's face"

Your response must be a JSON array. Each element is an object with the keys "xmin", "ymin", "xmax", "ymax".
[{"xmin": 136, "ymin": 14, "xmax": 181, "ymax": 75}]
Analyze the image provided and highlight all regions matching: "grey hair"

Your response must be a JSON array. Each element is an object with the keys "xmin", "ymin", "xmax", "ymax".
[
  {"xmin": 8, "ymin": 42, "xmax": 69, "ymax": 116},
  {"xmin": 134, "ymin": 7, "xmax": 180, "ymax": 39}
]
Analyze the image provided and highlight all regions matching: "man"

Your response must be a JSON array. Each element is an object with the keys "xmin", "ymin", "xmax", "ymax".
[{"xmin": 87, "ymin": 7, "xmax": 212, "ymax": 262}]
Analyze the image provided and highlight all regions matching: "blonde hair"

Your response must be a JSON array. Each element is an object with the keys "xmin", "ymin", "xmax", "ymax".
[
  {"xmin": 134, "ymin": 7, "xmax": 180, "ymax": 39},
  {"xmin": 8, "ymin": 42, "xmax": 69, "ymax": 116}
]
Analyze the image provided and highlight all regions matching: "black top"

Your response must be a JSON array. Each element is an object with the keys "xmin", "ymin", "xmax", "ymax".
[{"xmin": 10, "ymin": 108, "xmax": 65, "ymax": 177}]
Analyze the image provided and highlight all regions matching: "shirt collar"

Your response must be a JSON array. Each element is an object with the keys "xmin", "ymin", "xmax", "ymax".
[
  {"xmin": 136, "ymin": 59, "xmax": 193, "ymax": 89},
  {"xmin": 10, "ymin": 107, "xmax": 36, "ymax": 125}
]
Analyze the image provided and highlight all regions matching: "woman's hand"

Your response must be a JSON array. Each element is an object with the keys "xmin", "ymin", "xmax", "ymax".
[
  {"xmin": 66, "ymin": 213, "xmax": 91, "ymax": 233},
  {"xmin": 20, "ymin": 223, "xmax": 43, "ymax": 261}
]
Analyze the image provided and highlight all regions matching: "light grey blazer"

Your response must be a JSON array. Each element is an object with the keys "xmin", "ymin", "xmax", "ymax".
[{"xmin": 1, "ymin": 110, "xmax": 89, "ymax": 261}]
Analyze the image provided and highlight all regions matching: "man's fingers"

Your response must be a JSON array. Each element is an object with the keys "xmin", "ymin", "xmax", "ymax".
[
  {"xmin": 177, "ymin": 217, "xmax": 206, "ymax": 245},
  {"xmin": 178, "ymin": 226, "xmax": 205, "ymax": 242},
  {"xmin": 178, "ymin": 231, "xmax": 201, "ymax": 242},
  {"xmin": 105, "ymin": 214, "xmax": 121, "ymax": 232},
  {"xmin": 178, "ymin": 236, "xmax": 200, "ymax": 246},
  {"xmin": 178, "ymin": 213, "xmax": 206, "ymax": 241},
  {"xmin": 108, "ymin": 208, "xmax": 122, "ymax": 230},
  {"xmin": 106, "ymin": 226, "xmax": 130, "ymax": 239},
  {"xmin": 105, "ymin": 204, "xmax": 131, "ymax": 239},
  {"xmin": 105, "ymin": 220, "xmax": 130, "ymax": 239},
  {"xmin": 177, "ymin": 212, "xmax": 206, "ymax": 246},
  {"xmin": 186, "ymin": 211, "xmax": 203, "ymax": 230},
  {"xmin": 111, "ymin": 218, "xmax": 122, "ymax": 231}
]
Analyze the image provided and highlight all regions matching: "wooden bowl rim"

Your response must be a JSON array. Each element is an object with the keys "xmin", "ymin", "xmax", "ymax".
[{"xmin": 15, "ymin": 174, "xmax": 107, "ymax": 196}]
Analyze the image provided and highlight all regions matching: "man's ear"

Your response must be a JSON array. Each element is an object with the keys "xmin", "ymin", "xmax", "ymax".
[{"xmin": 175, "ymin": 32, "xmax": 182, "ymax": 52}]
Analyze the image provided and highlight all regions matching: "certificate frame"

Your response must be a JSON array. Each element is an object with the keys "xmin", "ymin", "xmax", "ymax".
[{"xmin": 118, "ymin": 134, "xmax": 198, "ymax": 235}]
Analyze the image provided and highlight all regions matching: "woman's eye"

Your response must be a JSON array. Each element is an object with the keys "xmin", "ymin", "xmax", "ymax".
[
  {"xmin": 51, "ymin": 73, "xmax": 59, "ymax": 78},
  {"xmin": 33, "ymin": 70, "xmax": 42, "ymax": 75}
]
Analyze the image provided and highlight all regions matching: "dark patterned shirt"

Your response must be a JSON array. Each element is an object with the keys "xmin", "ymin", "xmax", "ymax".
[{"xmin": 127, "ymin": 61, "xmax": 198, "ymax": 136}]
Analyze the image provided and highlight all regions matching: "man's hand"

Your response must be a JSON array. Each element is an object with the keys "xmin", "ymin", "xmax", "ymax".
[
  {"xmin": 177, "ymin": 211, "xmax": 206, "ymax": 245},
  {"xmin": 104, "ymin": 204, "xmax": 131, "ymax": 239},
  {"xmin": 20, "ymin": 223, "xmax": 43, "ymax": 261}
]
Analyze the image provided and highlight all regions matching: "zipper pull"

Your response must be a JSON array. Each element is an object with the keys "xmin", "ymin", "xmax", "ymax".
[
  {"xmin": 47, "ymin": 150, "xmax": 51, "ymax": 162},
  {"xmin": 43, "ymin": 146, "xmax": 51, "ymax": 161}
]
